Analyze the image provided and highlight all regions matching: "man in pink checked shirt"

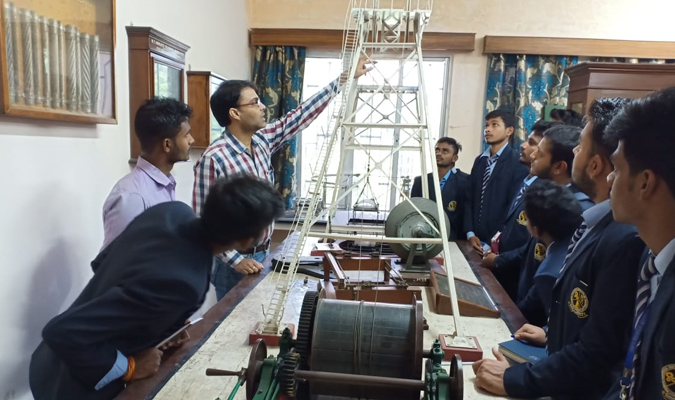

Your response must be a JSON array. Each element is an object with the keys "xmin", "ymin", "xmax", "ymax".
[{"xmin": 193, "ymin": 58, "xmax": 372, "ymax": 300}]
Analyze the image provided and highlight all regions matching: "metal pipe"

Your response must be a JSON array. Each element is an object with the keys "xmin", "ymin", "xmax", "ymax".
[{"xmin": 295, "ymin": 370, "xmax": 425, "ymax": 390}]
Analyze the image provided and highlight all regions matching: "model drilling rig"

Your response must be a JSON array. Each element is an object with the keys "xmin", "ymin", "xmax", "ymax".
[{"xmin": 251, "ymin": 0, "xmax": 479, "ymax": 360}]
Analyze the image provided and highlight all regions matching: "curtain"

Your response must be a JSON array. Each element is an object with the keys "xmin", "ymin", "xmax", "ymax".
[
  {"xmin": 484, "ymin": 54, "xmax": 579, "ymax": 145},
  {"xmin": 252, "ymin": 46, "xmax": 306, "ymax": 209}
]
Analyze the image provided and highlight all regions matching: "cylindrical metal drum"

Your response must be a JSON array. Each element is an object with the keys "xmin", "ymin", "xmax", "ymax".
[{"xmin": 308, "ymin": 298, "xmax": 423, "ymax": 400}]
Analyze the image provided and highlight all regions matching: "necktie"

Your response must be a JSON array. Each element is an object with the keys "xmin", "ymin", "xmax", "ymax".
[
  {"xmin": 440, "ymin": 177, "xmax": 447, "ymax": 190},
  {"xmin": 509, "ymin": 181, "xmax": 528, "ymax": 215},
  {"xmin": 558, "ymin": 221, "xmax": 588, "ymax": 276},
  {"xmin": 627, "ymin": 253, "xmax": 659, "ymax": 399},
  {"xmin": 479, "ymin": 154, "xmax": 499, "ymax": 223}
]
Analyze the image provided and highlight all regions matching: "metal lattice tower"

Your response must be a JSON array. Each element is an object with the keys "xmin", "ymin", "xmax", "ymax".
[{"xmin": 257, "ymin": 0, "xmax": 468, "ymax": 343}]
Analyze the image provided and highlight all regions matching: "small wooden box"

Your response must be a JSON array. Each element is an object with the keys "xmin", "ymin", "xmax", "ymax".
[
  {"xmin": 187, "ymin": 71, "xmax": 226, "ymax": 148},
  {"xmin": 430, "ymin": 270, "xmax": 500, "ymax": 318}
]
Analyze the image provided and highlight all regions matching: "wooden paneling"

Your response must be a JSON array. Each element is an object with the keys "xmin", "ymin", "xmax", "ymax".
[
  {"xmin": 249, "ymin": 28, "xmax": 475, "ymax": 55},
  {"xmin": 484, "ymin": 36, "xmax": 675, "ymax": 59},
  {"xmin": 566, "ymin": 62, "xmax": 675, "ymax": 114}
]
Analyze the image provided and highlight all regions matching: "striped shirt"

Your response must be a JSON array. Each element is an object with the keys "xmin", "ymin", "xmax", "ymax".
[{"xmin": 192, "ymin": 78, "xmax": 340, "ymax": 268}]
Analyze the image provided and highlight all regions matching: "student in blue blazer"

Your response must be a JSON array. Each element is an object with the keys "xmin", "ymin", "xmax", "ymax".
[
  {"xmin": 474, "ymin": 97, "xmax": 645, "ymax": 400},
  {"xmin": 601, "ymin": 87, "xmax": 675, "ymax": 400},
  {"xmin": 465, "ymin": 110, "xmax": 529, "ymax": 254},
  {"xmin": 29, "ymin": 177, "xmax": 285, "ymax": 400},
  {"xmin": 411, "ymin": 137, "xmax": 469, "ymax": 240},
  {"xmin": 516, "ymin": 180, "xmax": 584, "ymax": 327},
  {"xmin": 483, "ymin": 124, "xmax": 593, "ymax": 300}
]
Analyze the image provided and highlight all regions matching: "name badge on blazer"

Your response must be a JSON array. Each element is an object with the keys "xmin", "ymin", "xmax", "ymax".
[
  {"xmin": 447, "ymin": 200, "xmax": 457, "ymax": 212},
  {"xmin": 663, "ymin": 364, "xmax": 675, "ymax": 400},
  {"xmin": 517, "ymin": 211, "xmax": 528, "ymax": 226},
  {"xmin": 568, "ymin": 287, "xmax": 589, "ymax": 318},
  {"xmin": 534, "ymin": 243, "xmax": 546, "ymax": 262}
]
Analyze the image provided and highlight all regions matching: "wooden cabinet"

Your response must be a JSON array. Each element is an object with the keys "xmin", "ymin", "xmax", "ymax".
[
  {"xmin": 566, "ymin": 62, "xmax": 675, "ymax": 115},
  {"xmin": 126, "ymin": 26, "xmax": 189, "ymax": 162},
  {"xmin": 186, "ymin": 71, "xmax": 226, "ymax": 148},
  {"xmin": 0, "ymin": 0, "xmax": 117, "ymax": 123}
]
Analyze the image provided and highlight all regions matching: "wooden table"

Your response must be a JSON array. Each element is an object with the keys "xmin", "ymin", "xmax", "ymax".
[{"xmin": 115, "ymin": 240, "xmax": 525, "ymax": 400}]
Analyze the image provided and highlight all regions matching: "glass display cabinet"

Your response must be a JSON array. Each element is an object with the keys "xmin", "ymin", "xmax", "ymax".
[
  {"xmin": 0, "ymin": 0, "xmax": 117, "ymax": 123},
  {"xmin": 186, "ymin": 70, "xmax": 226, "ymax": 148},
  {"xmin": 126, "ymin": 26, "xmax": 189, "ymax": 162}
]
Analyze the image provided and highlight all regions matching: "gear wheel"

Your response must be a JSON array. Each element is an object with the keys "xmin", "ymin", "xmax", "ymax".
[
  {"xmin": 279, "ymin": 352, "xmax": 300, "ymax": 398},
  {"xmin": 296, "ymin": 290, "xmax": 318, "ymax": 369}
]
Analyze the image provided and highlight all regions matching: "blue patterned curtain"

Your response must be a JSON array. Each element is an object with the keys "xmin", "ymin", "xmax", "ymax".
[
  {"xmin": 485, "ymin": 54, "xmax": 579, "ymax": 145},
  {"xmin": 252, "ymin": 46, "xmax": 306, "ymax": 209}
]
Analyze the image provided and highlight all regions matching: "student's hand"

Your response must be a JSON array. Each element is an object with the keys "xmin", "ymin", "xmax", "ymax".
[
  {"xmin": 469, "ymin": 236, "xmax": 484, "ymax": 255},
  {"xmin": 234, "ymin": 259, "xmax": 264, "ymax": 275},
  {"xmin": 481, "ymin": 252, "xmax": 497, "ymax": 269},
  {"xmin": 514, "ymin": 324, "xmax": 546, "ymax": 346},
  {"xmin": 131, "ymin": 348, "xmax": 163, "ymax": 380},
  {"xmin": 473, "ymin": 347, "xmax": 509, "ymax": 396}
]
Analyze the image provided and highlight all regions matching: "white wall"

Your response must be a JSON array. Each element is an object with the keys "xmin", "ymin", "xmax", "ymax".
[
  {"xmin": 0, "ymin": 1, "xmax": 250, "ymax": 398},
  {"xmin": 248, "ymin": 0, "xmax": 675, "ymax": 171}
]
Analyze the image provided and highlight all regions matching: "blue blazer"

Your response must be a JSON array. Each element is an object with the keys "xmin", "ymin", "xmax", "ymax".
[
  {"xmin": 29, "ymin": 203, "xmax": 213, "ymax": 400},
  {"xmin": 411, "ymin": 169, "xmax": 470, "ymax": 240},
  {"xmin": 503, "ymin": 211, "xmax": 645, "ymax": 400},
  {"xmin": 517, "ymin": 235, "xmax": 572, "ymax": 327},
  {"xmin": 603, "ymin": 250, "xmax": 675, "ymax": 400},
  {"xmin": 464, "ymin": 144, "xmax": 528, "ymax": 242}
]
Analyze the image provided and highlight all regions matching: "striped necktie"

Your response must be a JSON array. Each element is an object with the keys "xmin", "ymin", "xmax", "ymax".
[
  {"xmin": 558, "ymin": 221, "xmax": 588, "ymax": 275},
  {"xmin": 628, "ymin": 253, "xmax": 659, "ymax": 399},
  {"xmin": 479, "ymin": 154, "xmax": 499, "ymax": 222},
  {"xmin": 509, "ymin": 181, "xmax": 528, "ymax": 214}
]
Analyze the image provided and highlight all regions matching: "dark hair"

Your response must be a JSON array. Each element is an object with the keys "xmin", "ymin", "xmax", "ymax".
[
  {"xmin": 485, "ymin": 109, "xmax": 516, "ymax": 131},
  {"xmin": 134, "ymin": 97, "xmax": 192, "ymax": 153},
  {"xmin": 210, "ymin": 80, "xmax": 258, "ymax": 127},
  {"xmin": 585, "ymin": 97, "xmax": 631, "ymax": 160},
  {"xmin": 550, "ymin": 109, "xmax": 584, "ymax": 128},
  {"xmin": 605, "ymin": 86, "xmax": 675, "ymax": 199},
  {"xmin": 542, "ymin": 125, "xmax": 582, "ymax": 177},
  {"xmin": 201, "ymin": 175, "xmax": 285, "ymax": 245},
  {"xmin": 524, "ymin": 180, "xmax": 584, "ymax": 241},
  {"xmin": 436, "ymin": 137, "xmax": 462, "ymax": 155},
  {"xmin": 531, "ymin": 119, "xmax": 562, "ymax": 137}
]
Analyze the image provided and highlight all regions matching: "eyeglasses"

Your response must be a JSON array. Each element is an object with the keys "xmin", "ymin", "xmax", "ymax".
[{"xmin": 236, "ymin": 98, "xmax": 262, "ymax": 108}]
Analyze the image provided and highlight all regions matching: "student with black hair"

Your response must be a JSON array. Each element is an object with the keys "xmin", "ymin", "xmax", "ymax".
[
  {"xmin": 29, "ymin": 176, "xmax": 285, "ymax": 400},
  {"xmin": 101, "ymin": 98, "xmax": 194, "ymax": 250},
  {"xmin": 517, "ymin": 180, "xmax": 584, "ymax": 326},
  {"xmin": 483, "ymin": 124, "xmax": 591, "ymax": 301},
  {"xmin": 474, "ymin": 97, "xmax": 645, "ymax": 400},
  {"xmin": 464, "ymin": 110, "xmax": 529, "ymax": 254},
  {"xmin": 411, "ymin": 137, "xmax": 469, "ymax": 240},
  {"xmin": 601, "ymin": 87, "xmax": 675, "ymax": 400},
  {"xmin": 530, "ymin": 124, "xmax": 594, "ymax": 210},
  {"xmin": 550, "ymin": 108, "xmax": 583, "ymax": 128}
]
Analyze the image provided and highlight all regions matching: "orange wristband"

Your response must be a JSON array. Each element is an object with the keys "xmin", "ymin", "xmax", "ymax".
[{"xmin": 122, "ymin": 357, "xmax": 135, "ymax": 382}]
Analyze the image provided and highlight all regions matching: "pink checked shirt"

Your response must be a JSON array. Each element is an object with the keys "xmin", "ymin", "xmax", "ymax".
[{"xmin": 192, "ymin": 78, "xmax": 339, "ymax": 268}]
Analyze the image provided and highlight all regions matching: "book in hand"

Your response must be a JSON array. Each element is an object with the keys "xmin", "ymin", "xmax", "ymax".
[{"xmin": 498, "ymin": 339, "xmax": 547, "ymax": 364}]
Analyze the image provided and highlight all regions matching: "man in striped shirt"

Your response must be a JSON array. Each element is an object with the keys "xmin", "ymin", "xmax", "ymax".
[{"xmin": 193, "ymin": 58, "xmax": 372, "ymax": 300}]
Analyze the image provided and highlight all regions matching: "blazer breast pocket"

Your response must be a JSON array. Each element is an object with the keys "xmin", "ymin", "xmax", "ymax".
[{"xmin": 566, "ymin": 275, "xmax": 592, "ymax": 319}]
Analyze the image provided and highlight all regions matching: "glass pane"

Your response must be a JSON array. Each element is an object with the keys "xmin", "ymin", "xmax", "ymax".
[
  {"xmin": 209, "ymin": 80, "xmax": 223, "ymax": 143},
  {"xmin": 3, "ymin": 0, "xmax": 116, "ymax": 119},
  {"xmin": 154, "ymin": 62, "xmax": 181, "ymax": 100},
  {"xmin": 300, "ymin": 57, "xmax": 449, "ymax": 211}
]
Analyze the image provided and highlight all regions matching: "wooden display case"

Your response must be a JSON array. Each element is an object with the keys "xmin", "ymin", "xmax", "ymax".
[
  {"xmin": 566, "ymin": 62, "xmax": 675, "ymax": 115},
  {"xmin": 0, "ymin": 0, "xmax": 117, "ymax": 123},
  {"xmin": 126, "ymin": 26, "xmax": 189, "ymax": 162},
  {"xmin": 187, "ymin": 71, "xmax": 226, "ymax": 148}
]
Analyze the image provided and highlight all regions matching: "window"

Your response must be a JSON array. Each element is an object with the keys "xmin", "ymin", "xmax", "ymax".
[{"xmin": 298, "ymin": 57, "xmax": 450, "ymax": 212}]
